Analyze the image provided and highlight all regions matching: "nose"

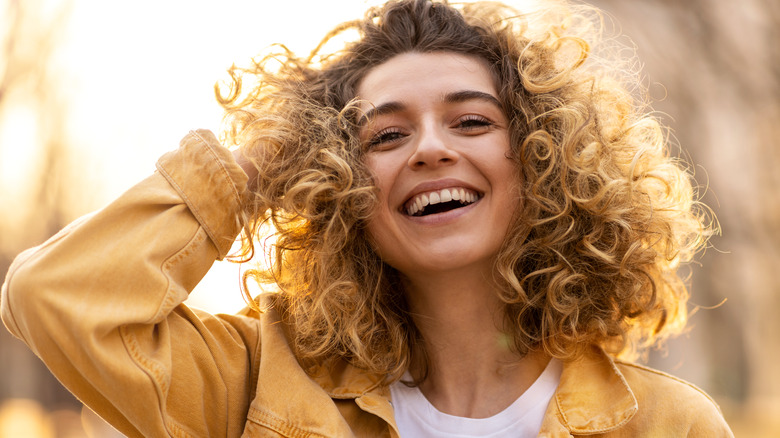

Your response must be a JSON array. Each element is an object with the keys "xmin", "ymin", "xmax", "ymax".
[{"xmin": 407, "ymin": 124, "xmax": 459, "ymax": 170}]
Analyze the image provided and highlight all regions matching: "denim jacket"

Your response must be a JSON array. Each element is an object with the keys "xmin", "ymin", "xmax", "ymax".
[{"xmin": 1, "ymin": 130, "xmax": 733, "ymax": 437}]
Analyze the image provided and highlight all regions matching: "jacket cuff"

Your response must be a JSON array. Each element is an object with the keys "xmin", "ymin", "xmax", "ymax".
[{"xmin": 156, "ymin": 129, "xmax": 248, "ymax": 259}]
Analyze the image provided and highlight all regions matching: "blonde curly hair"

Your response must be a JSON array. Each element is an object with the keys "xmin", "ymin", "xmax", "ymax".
[{"xmin": 218, "ymin": 0, "xmax": 713, "ymax": 380}]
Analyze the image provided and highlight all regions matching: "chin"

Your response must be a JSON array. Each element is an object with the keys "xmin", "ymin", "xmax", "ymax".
[{"xmin": 392, "ymin": 252, "xmax": 498, "ymax": 278}]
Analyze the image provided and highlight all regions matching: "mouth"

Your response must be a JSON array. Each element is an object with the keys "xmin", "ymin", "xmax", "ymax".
[{"xmin": 403, "ymin": 187, "xmax": 482, "ymax": 217}]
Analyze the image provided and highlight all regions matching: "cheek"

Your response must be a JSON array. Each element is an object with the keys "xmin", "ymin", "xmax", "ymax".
[
  {"xmin": 497, "ymin": 161, "xmax": 524, "ymax": 232},
  {"xmin": 364, "ymin": 153, "xmax": 395, "ymax": 187},
  {"xmin": 365, "ymin": 212, "xmax": 401, "ymax": 269},
  {"xmin": 363, "ymin": 160, "xmax": 396, "ymax": 260},
  {"xmin": 364, "ymin": 153, "xmax": 403, "ymax": 213}
]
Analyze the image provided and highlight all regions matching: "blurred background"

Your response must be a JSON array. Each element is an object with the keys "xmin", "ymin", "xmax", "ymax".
[{"xmin": 1, "ymin": 0, "xmax": 778, "ymax": 436}]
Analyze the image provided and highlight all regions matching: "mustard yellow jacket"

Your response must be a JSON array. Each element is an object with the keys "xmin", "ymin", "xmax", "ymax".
[{"xmin": 1, "ymin": 131, "xmax": 733, "ymax": 437}]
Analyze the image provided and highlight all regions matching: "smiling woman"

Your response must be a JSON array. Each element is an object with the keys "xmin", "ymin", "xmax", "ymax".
[
  {"xmin": 1, "ymin": 0, "xmax": 732, "ymax": 436},
  {"xmin": 360, "ymin": 52, "xmax": 517, "ymax": 279}
]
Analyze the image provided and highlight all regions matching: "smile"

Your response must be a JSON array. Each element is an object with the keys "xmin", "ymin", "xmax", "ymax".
[{"xmin": 404, "ymin": 187, "xmax": 481, "ymax": 216}]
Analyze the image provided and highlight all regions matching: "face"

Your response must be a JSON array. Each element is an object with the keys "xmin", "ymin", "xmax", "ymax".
[{"xmin": 358, "ymin": 52, "xmax": 520, "ymax": 278}]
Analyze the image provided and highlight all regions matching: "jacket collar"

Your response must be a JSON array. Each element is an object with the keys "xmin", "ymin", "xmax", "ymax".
[
  {"xmin": 308, "ymin": 345, "xmax": 638, "ymax": 437},
  {"xmin": 539, "ymin": 347, "xmax": 638, "ymax": 436},
  {"xmin": 252, "ymin": 296, "xmax": 387, "ymax": 399},
  {"xmin": 311, "ymin": 359, "xmax": 399, "ymax": 436},
  {"xmin": 253, "ymin": 305, "xmax": 397, "ymax": 437},
  {"xmin": 309, "ymin": 358, "xmax": 385, "ymax": 399},
  {"xmin": 258, "ymin": 300, "xmax": 636, "ymax": 437}
]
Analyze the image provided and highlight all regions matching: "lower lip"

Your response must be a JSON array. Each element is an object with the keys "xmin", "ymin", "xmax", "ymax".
[{"xmin": 403, "ymin": 199, "xmax": 480, "ymax": 225}]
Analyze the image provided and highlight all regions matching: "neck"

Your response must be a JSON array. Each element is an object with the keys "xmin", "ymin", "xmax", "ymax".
[{"xmin": 401, "ymin": 265, "xmax": 550, "ymax": 418}]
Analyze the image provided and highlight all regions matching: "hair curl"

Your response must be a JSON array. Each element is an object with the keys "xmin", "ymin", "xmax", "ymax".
[{"xmin": 217, "ymin": 0, "xmax": 714, "ymax": 380}]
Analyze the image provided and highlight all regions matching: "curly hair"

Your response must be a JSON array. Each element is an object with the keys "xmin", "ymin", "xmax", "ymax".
[{"xmin": 217, "ymin": 0, "xmax": 713, "ymax": 379}]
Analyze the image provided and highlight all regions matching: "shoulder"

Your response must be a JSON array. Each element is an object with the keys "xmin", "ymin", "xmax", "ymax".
[
  {"xmin": 613, "ymin": 359, "xmax": 734, "ymax": 437},
  {"xmin": 613, "ymin": 359, "xmax": 718, "ymax": 409}
]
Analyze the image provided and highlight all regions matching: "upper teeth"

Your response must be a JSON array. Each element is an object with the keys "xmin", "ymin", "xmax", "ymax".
[{"xmin": 405, "ymin": 187, "xmax": 479, "ymax": 216}]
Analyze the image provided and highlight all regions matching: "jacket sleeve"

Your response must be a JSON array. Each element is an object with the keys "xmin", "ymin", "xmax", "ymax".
[{"xmin": 0, "ymin": 130, "xmax": 260, "ymax": 438}]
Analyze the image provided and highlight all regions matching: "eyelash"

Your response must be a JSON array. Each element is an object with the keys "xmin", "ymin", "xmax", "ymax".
[
  {"xmin": 367, "ymin": 128, "xmax": 406, "ymax": 148},
  {"xmin": 456, "ymin": 115, "xmax": 493, "ymax": 131},
  {"xmin": 366, "ymin": 115, "xmax": 495, "ymax": 148}
]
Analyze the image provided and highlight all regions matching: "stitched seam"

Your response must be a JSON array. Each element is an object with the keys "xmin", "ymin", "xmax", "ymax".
[
  {"xmin": 248, "ymin": 407, "xmax": 328, "ymax": 438},
  {"xmin": 166, "ymin": 417, "xmax": 197, "ymax": 438},
  {"xmin": 557, "ymin": 358, "xmax": 638, "ymax": 435},
  {"xmin": 155, "ymin": 162, "xmax": 219, "ymax": 254},
  {"xmin": 614, "ymin": 359, "xmax": 723, "ymax": 411},
  {"xmin": 118, "ymin": 227, "xmax": 205, "ymax": 438},
  {"xmin": 567, "ymin": 359, "xmax": 637, "ymax": 434},
  {"xmin": 150, "ymin": 229, "xmax": 206, "ymax": 323},
  {"xmin": 189, "ymin": 130, "xmax": 245, "ymax": 258},
  {"xmin": 327, "ymin": 389, "xmax": 378, "ymax": 399},
  {"xmin": 322, "ymin": 375, "xmax": 384, "ymax": 399},
  {"xmin": 189, "ymin": 130, "xmax": 242, "ymax": 207},
  {"xmin": 554, "ymin": 392, "xmax": 577, "ymax": 434},
  {"xmin": 120, "ymin": 333, "xmax": 198, "ymax": 438},
  {"xmin": 550, "ymin": 396, "xmax": 578, "ymax": 437},
  {"xmin": 249, "ymin": 327, "xmax": 262, "ymax": 397}
]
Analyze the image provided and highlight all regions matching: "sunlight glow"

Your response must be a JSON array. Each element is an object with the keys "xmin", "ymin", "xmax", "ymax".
[
  {"xmin": 5, "ymin": 0, "xmax": 535, "ymax": 314},
  {"xmin": 0, "ymin": 103, "xmax": 38, "ymax": 211},
  {"xmin": 48, "ymin": 0, "xmax": 386, "ymax": 314}
]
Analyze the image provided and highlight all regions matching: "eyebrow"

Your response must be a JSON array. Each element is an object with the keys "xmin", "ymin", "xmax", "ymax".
[
  {"xmin": 444, "ymin": 90, "xmax": 502, "ymax": 107},
  {"xmin": 358, "ymin": 89, "xmax": 502, "ymax": 126}
]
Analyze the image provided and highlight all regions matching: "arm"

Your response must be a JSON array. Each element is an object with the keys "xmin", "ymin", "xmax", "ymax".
[{"xmin": 1, "ymin": 130, "xmax": 259, "ymax": 437}]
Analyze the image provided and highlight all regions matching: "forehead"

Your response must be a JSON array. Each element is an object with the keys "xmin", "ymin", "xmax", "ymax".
[{"xmin": 356, "ymin": 52, "xmax": 498, "ymax": 105}]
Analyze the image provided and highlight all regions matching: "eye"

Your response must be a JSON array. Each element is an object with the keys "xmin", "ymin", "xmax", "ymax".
[
  {"xmin": 455, "ymin": 115, "xmax": 494, "ymax": 133},
  {"xmin": 366, "ymin": 127, "xmax": 406, "ymax": 149}
]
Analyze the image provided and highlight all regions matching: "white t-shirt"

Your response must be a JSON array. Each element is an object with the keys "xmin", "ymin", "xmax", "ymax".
[{"xmin": 389, "ymin": 359, "xmax": 562, "ymax": 438}]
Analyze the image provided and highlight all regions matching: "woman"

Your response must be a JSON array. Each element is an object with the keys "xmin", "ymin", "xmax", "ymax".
[{"xmin": 1, "ymin": 0, "xmax": 732, "ymax": 436}]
